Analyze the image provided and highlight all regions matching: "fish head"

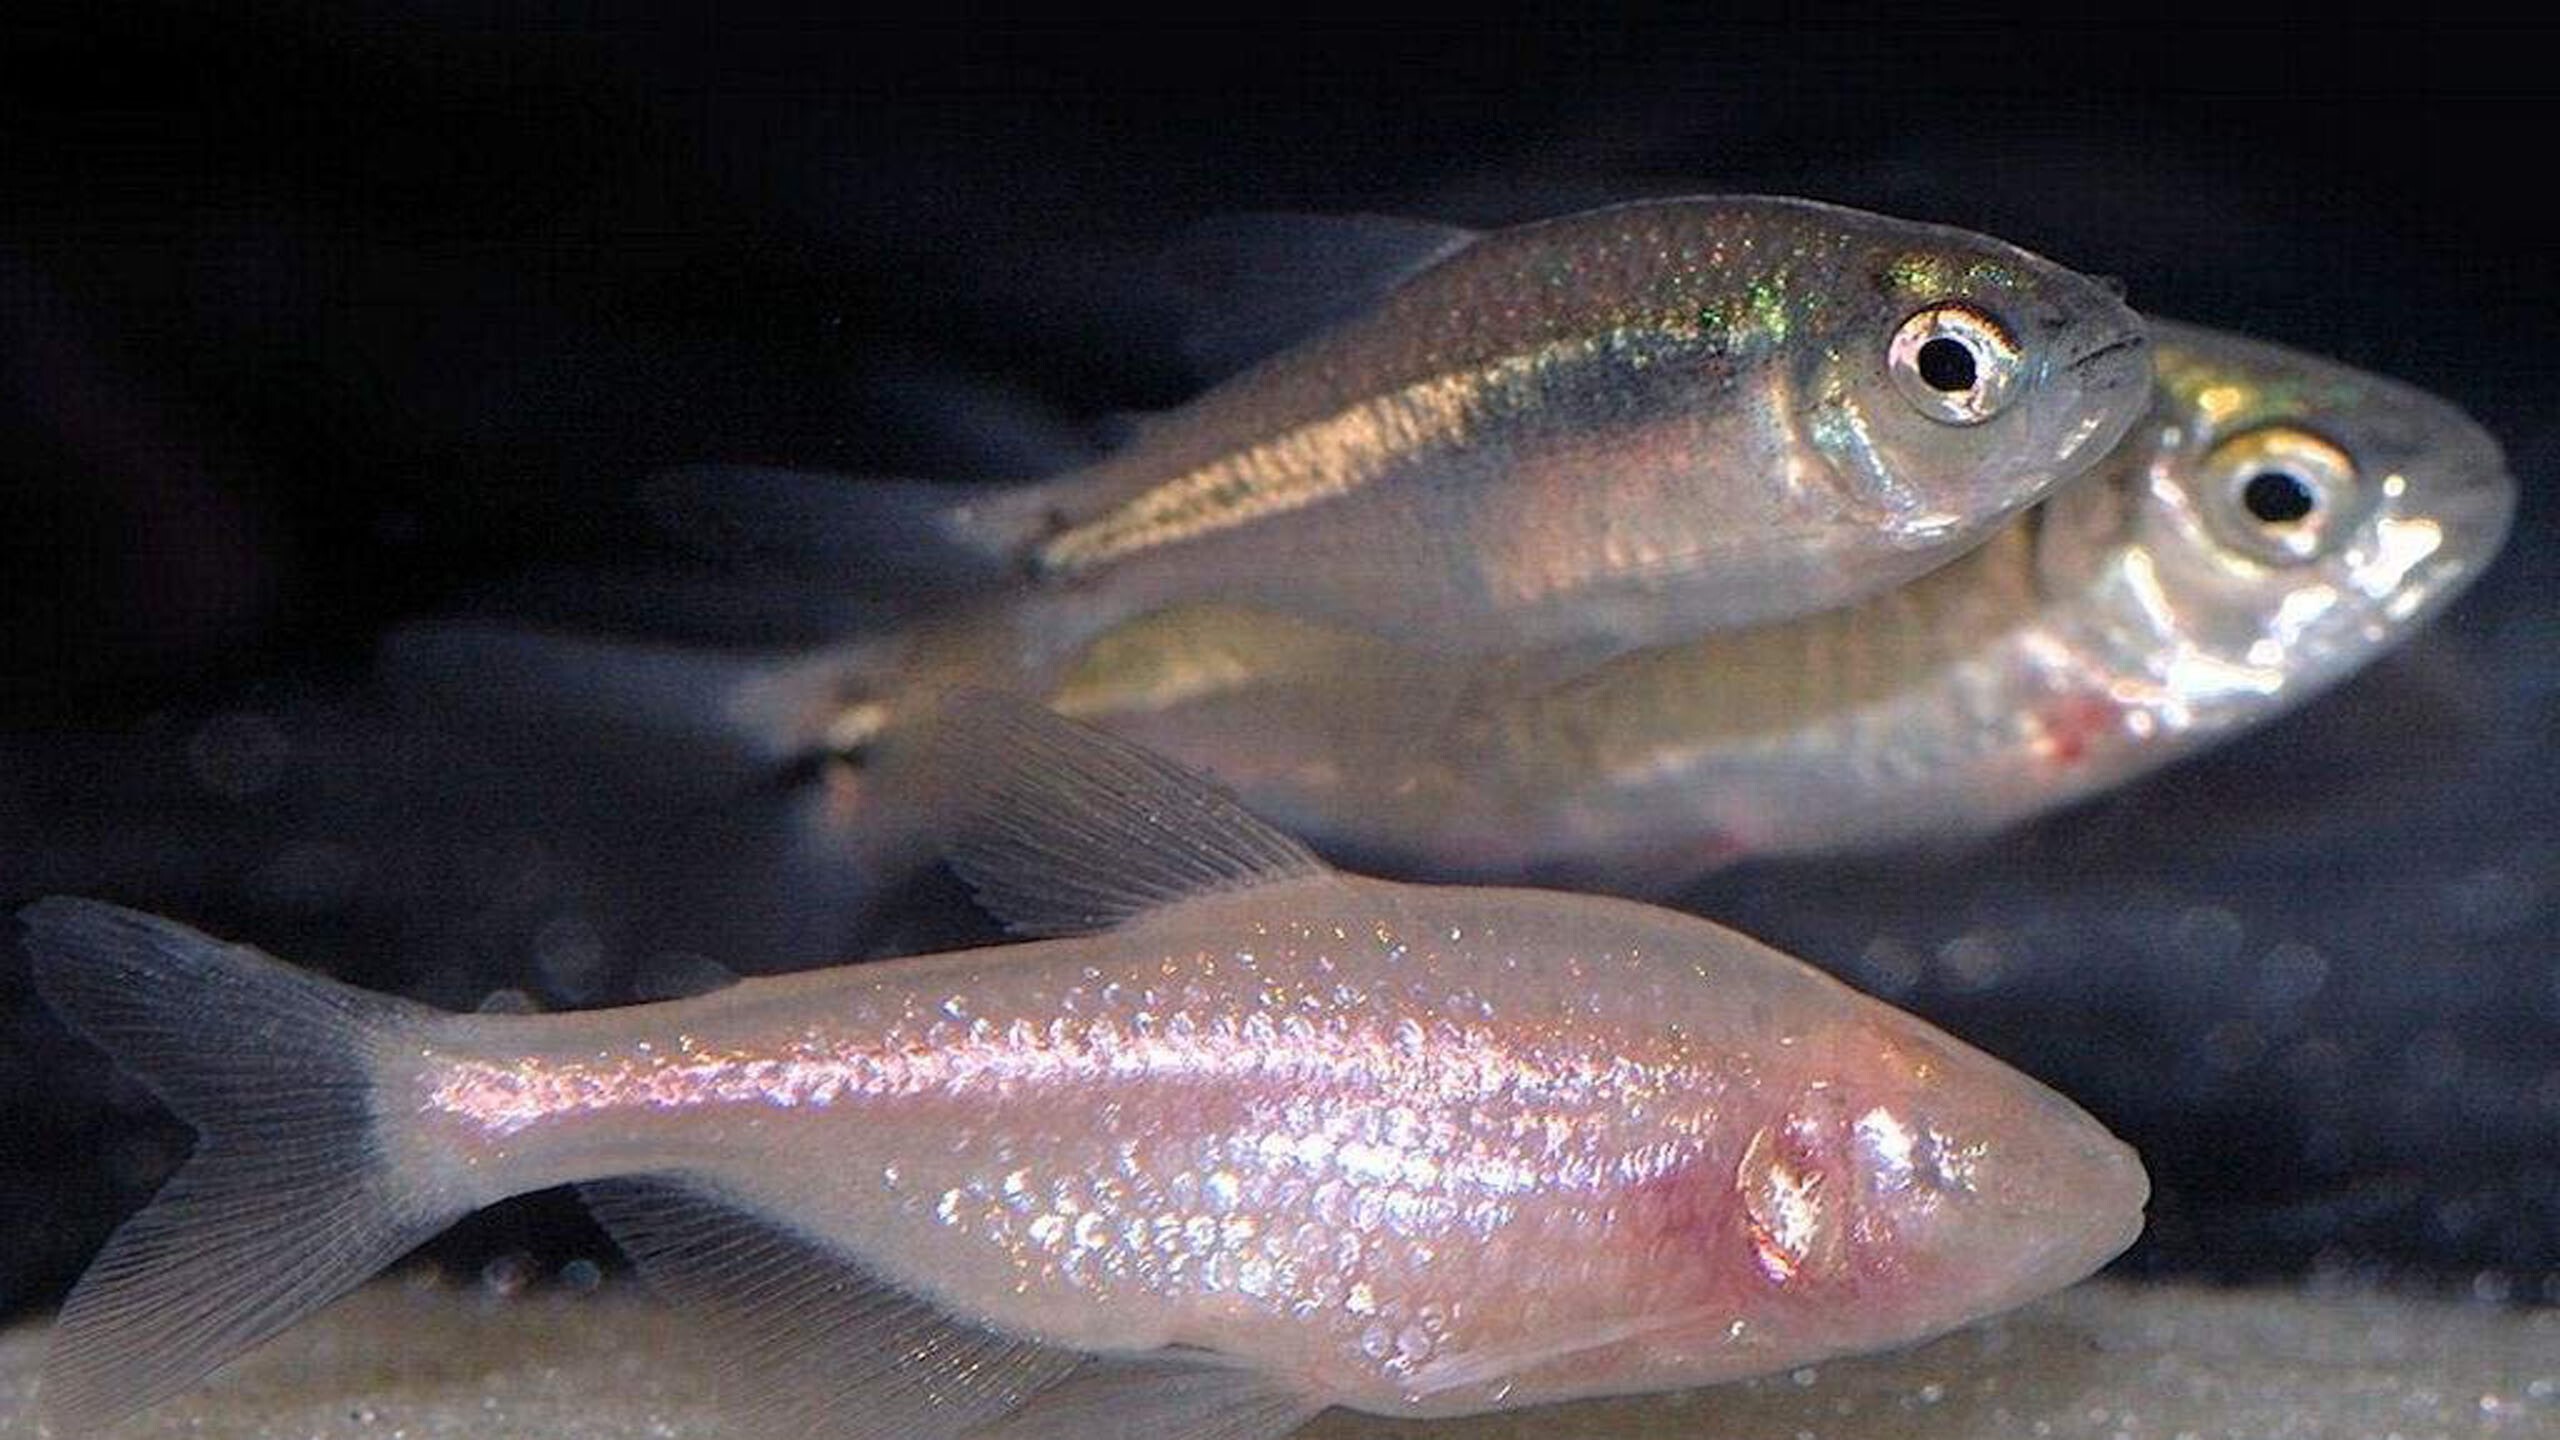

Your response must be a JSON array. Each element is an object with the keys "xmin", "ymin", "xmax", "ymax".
[
  {"xmin": 2033, "ymin": 320, "xmax": 2515, "ymax": 739},
  {"xmin": 1795, "ymin": 220, "xmax": 2152, "ymax": 548},
  {"xmin": 1722, "ymin": 1007, "xmax": 2146, "ymax": 1360}
]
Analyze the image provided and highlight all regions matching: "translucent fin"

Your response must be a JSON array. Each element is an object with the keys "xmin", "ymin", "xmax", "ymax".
[
  {"xmin": 1400, "ymin": 1302, "xmax": 1727, "ymax": 1399},
  {"xmin": 379, "ymin": 622, "xmax": 881, "ymax": 798},
  {"xmin": 1088, "ymin": 406, "xmax": 1165, "ymax": 453},
  {"xmin": 379, "ymin": 621, "xmax": 934, "ymax": 969},
  {"xmin": 860, "ymin": 363, "xmax": 1109, "ymax": 480},
  {"xmin": 916, "ymin": 690, "xmax": 1329, "ymax": 936},
  {"xmin": 645, "ymin": 464, "xmax": 1033, "ymax": 596},
  {"xmin": 1159, "ymin": 212, "xmax": 1478, "ymax": 382},
  {"xmin": 967, "ymin": 1356, "xmax": 1323, "ymax": 1440},
  {"xmin": 581, "ymin": 1175, "xmax": 1083, "ymax": 1440},
  {"xmin": 18, "ymin": 898, "xmax": 460, "ymax": 1433},
  {"xmin": 463, "ymin": 564, "xmax": 910, "ymax": 647}
]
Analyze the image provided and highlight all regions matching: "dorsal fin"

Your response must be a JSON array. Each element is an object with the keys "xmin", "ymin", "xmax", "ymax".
[
  {"xmin": 912, "ymin": 690, "xmax": 1329, "ymax": 937},
  {"xmin": 1159, "ymin": 212, "xmax": 1479, "ymax": 383}
]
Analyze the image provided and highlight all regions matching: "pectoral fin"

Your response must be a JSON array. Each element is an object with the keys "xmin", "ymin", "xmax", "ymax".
[{"xmin": 1400, "ymin": 1303, "xmax": 1739, "ymax": 1400}]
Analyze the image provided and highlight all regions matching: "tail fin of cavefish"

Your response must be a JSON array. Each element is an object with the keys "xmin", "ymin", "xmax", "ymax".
[{"xmin": 18, "ymin": 898, "xmax": 466, "ymax": 1433}]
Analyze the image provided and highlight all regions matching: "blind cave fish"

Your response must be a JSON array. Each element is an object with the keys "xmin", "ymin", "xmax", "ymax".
[{"xmin": 22, "ymin": 698, "xmax": 2145, "ymax": 1439}]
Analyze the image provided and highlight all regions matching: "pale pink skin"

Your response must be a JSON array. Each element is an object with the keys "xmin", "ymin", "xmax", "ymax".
[{"xmin": 399, "ymin": 874, "xmax": 2144, "ymax": 1419}]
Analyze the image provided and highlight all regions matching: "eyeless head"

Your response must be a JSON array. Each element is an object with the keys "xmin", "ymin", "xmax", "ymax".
[{"xmin": 1729, "ymin": 1019, "xmax": 2146, "ymax": 1354}]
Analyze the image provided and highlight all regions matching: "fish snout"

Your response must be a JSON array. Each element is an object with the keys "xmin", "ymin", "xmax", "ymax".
[
  {"xmin": 2036, "ymin": 303, "xmax": 2153, "ymax": 456},
  {"xmin": 1861, "ymin": 1075, "xmax": 2149, "ymax": 1323}
]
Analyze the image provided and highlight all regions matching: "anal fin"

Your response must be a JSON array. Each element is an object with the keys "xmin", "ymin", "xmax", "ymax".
[
  {"xmin": 966, "ymin": 1355, "xmax": 1324, "ymax": 1440},
  {"xmin": 580, "ymin": 1175, "xmax": 1082, "ymax": 1440}
]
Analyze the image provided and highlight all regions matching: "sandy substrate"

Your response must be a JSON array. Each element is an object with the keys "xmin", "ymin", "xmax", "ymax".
[{"xmin": 0, "ymin": 1279, "xmax": 2552, "ymax": 1439}]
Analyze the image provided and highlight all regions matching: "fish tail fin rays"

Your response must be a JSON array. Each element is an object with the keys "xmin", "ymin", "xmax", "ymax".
[
  {"xmin": 644, "ymin": 464, "xmax": 1053, "ymax": 599},
  {"xmin": 433, "ymin": 562, "xmax": 913, "ymax": 648},
  {"xmin": 580, "ymin": 1175, "xmax": 1325, "ymax": 1440},
  {"xmin": 909, "ymin": 688, "xmax": 1332, "ymax": 937},
  {"xmin": 378, "ymin": 621, "xmax": 883, "ymax": 805},
  {"xmin": 377, "ymin": 621, "xmax": 928, "ymax": 966},
  {"xmin": 17, "ymin": 898, "xmax": 465, "ymax": 1434}
]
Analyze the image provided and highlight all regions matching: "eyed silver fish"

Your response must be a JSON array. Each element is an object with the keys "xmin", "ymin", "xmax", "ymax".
[
  {"xmin": 1055, "ymin": 321, "xmax": 2516, "ymax": 889},
  {"xmin": 664, "ymin": 196, "xmax": 2149, "ymax": 671},
  {"xmin": 367, "ymin": 320, "xmax": 2504, "ymax": 967},
  {"xmin": 21, "ymin": 699, "xmax": 2144, "ymax": 1439}
]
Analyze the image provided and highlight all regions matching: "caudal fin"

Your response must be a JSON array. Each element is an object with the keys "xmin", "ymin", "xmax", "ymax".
[
  {"xmin": 20, "ymin": 898, "xmax": 466, "ymax": 1432},
  {"xmin": 645, "ymin": 464, "xmax": 1044, "ymax": 599},
  {"xmin": 379, "ymin": 622, "xmax": 885, "ymax": 801},
  {"xmin": 378, "ymin": 622, "xmax": 945, "ymax": 966}
]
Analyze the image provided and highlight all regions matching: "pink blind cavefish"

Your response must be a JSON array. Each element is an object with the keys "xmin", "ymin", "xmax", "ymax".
[{"xmin": 21, "ymin": 696, "xmax": 2145, "ymax": 1439}]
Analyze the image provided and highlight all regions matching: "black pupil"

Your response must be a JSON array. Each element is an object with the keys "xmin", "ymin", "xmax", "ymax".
[
  {"xmin": 2242, "ymin": 470, "xmax": 2318, "ymax": 524},
  {"xmin": 1916, "ymin": 336, "xmax": 1977, "ymax": 393}
]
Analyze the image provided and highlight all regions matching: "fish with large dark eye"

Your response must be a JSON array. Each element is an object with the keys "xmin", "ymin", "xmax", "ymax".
[
  {"xmin": 365, "ymin": 319, "xmax": 2495, "ymax": 964},
  {"xmin": 644, "ymin": 195, "xmax": 2150, "ymax": 672},
  {"xmin": 1028, "ymin": 321, "xmax": 2512, "ymax": 889},
  {"xmin": 2193, "ymin": 423, "xmax": 2364, "ymax": 565},
  {"xmin": 371, "ymin": 197, "xmax": 2152, "ymax": 935},
  {"xmin": 1886, "ymin": 300, "xmax": 2024, "ymax": 423}
]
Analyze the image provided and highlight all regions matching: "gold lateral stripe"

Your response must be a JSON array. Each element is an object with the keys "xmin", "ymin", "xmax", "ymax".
[{"xmin": 1033, "ymin": 326, "xmax": 1690, "ymax": 576}]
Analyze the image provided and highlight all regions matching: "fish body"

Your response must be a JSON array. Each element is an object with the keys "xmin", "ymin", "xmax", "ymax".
[
  {"xmin": 23, "ymin": 700, "xmax": 2144, "ymax": 1437},
  {"xmin": 739, "ymin": 197, "xmax": 2149, "ymax": 672},
  {"xmin": 362, "ymin": 320, "xmax": 2509, "ymax": 968},
  {"xmin": 1058, "ymin": 321, "xmax": 2517, "ymax": 887},
  {"xmin": 374, "ymin": 196, "xmax": 2149, "ymax": 943}
]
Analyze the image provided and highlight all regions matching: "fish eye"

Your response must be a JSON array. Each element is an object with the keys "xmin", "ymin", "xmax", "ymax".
[
  {"xmin": 2201, "ymin": 425, "xmax": 2361, "ymax": 565},
  {"xmin": 2242, "ymin": 469, "xmax": 2317, "ymax": 524},
  {"xmin": 1887, "ymin": 303, "xmax": 2022, "ymax": 426}
]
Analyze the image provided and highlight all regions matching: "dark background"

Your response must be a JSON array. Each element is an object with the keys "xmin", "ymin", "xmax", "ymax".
[{"xmin": 4, "ymin": 6, "xmax": 2557, "ymax": 1320}]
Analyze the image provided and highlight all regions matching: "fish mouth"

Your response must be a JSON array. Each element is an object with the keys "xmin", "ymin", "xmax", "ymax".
[{"xmin": 2064, "ymin": 331, "xmax": 2149, "ymax": 375}]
